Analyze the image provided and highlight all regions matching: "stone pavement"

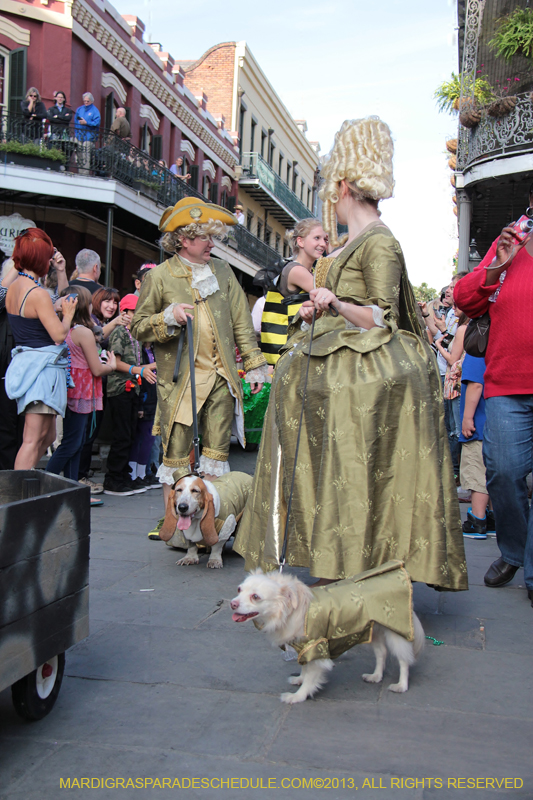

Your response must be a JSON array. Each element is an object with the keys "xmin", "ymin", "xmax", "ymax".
[{"xmin": 0, "ymin": 446, "xmax": 532, "ymax": 799}]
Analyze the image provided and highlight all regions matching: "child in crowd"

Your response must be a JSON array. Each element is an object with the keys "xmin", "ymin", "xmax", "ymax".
[
  {"xmin": 459, "ymin": 354, "xmax": 495, "ymax": 538},
  {"xmin": 129, "ymin": 340, "xmax": 160, "ymax": 489},
  {"xmin": 46, "ymin": 286, "xmax": 116, "ymax": 504},
  {"xmin": 103, "ymin": 294, "xmax": 157, "ymax": 496}
]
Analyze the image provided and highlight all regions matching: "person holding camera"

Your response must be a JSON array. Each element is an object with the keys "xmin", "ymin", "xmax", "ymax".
[
  {"xmin": 454, "ymin": 185, "xmax": 533, "ymax": 605},
  {"xmin": 46, "ymin": 286, "xmax": 116, "ymax": 498}
]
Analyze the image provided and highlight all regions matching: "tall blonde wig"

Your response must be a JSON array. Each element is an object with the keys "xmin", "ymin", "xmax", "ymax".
[
  {"xmin": 319, "ymin": 117, "xmax": 394, "ymax": 247},
  {"xmin": 159, "ymin": 219, "xmax": 228, "ymax": 254}
]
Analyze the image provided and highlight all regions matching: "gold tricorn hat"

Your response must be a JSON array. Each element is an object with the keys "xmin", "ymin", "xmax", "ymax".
[{"xmin": 159, "ymin": 197, "xmax": 237, "ymax": 232}]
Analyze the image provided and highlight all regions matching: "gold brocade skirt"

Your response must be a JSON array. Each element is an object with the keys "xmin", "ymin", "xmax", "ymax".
[{"xmin": 234, "ymin": 329, "xmax": 468, "ymax": 590}]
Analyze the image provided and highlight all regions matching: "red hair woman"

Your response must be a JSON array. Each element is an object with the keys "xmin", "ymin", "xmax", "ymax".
[{"xmin": 5, "ymin": 229, "xmax": 77, "ymax": 468}]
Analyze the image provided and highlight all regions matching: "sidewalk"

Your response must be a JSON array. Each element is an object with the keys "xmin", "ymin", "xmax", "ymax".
[{"xmin": 0, "ymin": 447, "xmax": 532, "ymax": 799}]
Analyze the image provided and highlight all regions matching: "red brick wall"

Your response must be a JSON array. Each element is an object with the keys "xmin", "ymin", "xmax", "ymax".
[{"xmin": 183, "ymin": 43, "xmax": 236, "ymax": 126}]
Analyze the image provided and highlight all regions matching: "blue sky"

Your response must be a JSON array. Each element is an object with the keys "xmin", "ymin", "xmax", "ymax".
[{"xmin": 113, "ymin": 0, "xmax": 461, "ymax": 291}]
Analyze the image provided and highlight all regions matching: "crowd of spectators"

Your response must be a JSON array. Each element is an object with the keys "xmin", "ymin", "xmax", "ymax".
[{"xmin": 0, "ymin": 232, "xmax": 163, "ymax": 506}]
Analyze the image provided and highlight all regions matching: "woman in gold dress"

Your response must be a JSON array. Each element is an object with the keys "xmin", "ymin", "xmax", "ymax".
[{"xmin": 235, "ymin": 117, "xmax": 467, "ymax": 590}]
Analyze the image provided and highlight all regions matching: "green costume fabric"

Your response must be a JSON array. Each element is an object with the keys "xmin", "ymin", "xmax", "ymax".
[
  {"xmin": 291, "ymin": 560, "xmax": 414, "ymax": 665},
  {"xmin": 242, "ymin": 379, "xmax": 271, "ymax": 444},
  {"xmin": 131, "ymin": 256, "xmax": 266, "ymax": 466},
  {"xmin": 235, "ymin": 225, "xmax": 468, "ymax": 590},
  {"xmin": 208, "ymin": 470, "xmax": 253, "ymax": 535}
]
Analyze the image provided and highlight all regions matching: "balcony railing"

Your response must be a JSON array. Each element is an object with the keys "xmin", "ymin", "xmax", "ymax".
[
  {"xmin": 240, "ymin": 152, "xmax": 313, "ymax": 222},
  {"xmin": 0, "ymin": 111, "xmax": 281, "ymax": 270},
  {"xmin": 226, "ymin": 223, "xmax": 280, "ymax": 266},
  {"xmin": 459, "ymin": 92, "xmax": 533, "ymax": 171}
]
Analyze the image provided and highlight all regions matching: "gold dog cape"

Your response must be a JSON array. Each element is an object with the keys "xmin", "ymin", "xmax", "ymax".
[{"xmin": 291, "ymin": 560, "xmax": 414, "ymax": 665}]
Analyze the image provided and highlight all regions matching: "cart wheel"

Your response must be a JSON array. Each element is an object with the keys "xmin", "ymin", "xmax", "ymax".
[
  {"xmin": 244, "ymin": 442, "xmax": 258, "ymax": 452},
  {"xmin": 11, "ymin": 653, "xmax": 65, "ymax": 721}
]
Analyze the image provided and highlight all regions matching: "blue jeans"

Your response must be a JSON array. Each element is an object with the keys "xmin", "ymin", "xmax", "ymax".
[
  {"xmin": 47, "ymin": 408, "xmax": 90, "ymax": 481},
  {"xmin": 484, "ymin": 395, "xmax": 533, "ymax": 589},
  {"xmin": 441, "ymin": 375, "xmax": 460, "ymax": 474}
]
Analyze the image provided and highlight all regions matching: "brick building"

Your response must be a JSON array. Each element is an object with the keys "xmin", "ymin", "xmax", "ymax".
[{"xmin": 0, "ymin": 2, "xmax": 297, "ymax": 292}]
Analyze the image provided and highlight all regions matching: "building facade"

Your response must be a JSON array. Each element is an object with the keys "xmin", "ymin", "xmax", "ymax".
[
  {"xmin": 181, "ymin": 41, "xmax": 321, "ymax": 260},
  {"xmin": 0, "ymin": 2, "xmax": 309, "ymax": 293},
  {"xmin": 456, "ymin": 0, "xmax": 533, "ymax": 271}
]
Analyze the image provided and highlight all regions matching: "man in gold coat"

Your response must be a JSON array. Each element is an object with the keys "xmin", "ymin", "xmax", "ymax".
[{"xmin": 131, "ymin": 198, "xmax": 268, "ymax": 535}]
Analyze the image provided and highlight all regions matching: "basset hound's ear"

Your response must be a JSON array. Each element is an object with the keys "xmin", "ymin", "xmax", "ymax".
[
  {"xmin": 199, "ymin": 490, "xmax": 218, "ymax": 546},
  {"xmin": 159, "ymin": 487, "xmax": 178, "ymax": 541}
]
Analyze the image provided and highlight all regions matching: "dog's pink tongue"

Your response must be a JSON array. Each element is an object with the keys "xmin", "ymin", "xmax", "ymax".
[{"xmin": 177, "ymin": 515, "xmax": 192, "ymax": 530}]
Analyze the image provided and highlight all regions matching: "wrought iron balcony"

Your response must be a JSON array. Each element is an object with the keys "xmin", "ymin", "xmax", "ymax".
[
  {"xmin": 458, "ymin": 92, "xmax": 533, "ymax": 171},
  {"xmin": 0, "ymin": 111, "xmax": 281, "ymax": 270},
  {"xmin": 239, "ymin": 152, "xmax": 313, "ymax": 226},
  {"xmin": 225, "ymin": 223, "xmax": 280, "ymax": 268}
]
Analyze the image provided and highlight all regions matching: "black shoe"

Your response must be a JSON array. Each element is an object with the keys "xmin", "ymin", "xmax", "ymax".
[
  {"xmin": 103, "ymin": 480, "xmax": 135, "ymax": 496},
  {"xmin": 140, "ymin": 473, "xmax": 161, "ymax": 490},
  {"xmin": 129, "ymin": 477, "xmax": 147, "ymax": 494},
  {"xmin": 484, "ymin": 557, "xmax": 519, "ymax": 587},
  {"xmin": 486, "ymin": 509, "xmax": 496, "ymax": 533},
  {"xmin": 462, "ymin": 509, "xmax": 487, "ymax": 539}
]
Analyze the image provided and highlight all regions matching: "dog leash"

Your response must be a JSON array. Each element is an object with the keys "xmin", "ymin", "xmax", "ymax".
[
  {"xmin": 277, "ymin": 295, "xmax": 338, "ymax": 573},
  {"xmin": 172, "ymin": 315, "xmax": 200, "ymax": 473}
]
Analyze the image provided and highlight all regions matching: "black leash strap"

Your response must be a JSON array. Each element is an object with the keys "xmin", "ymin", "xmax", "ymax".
[
  {"xmin": 279, "ymin": 308, "xmax": 317, "ymax": 572},
  {"xmin": 282, "ymin": 293, "xmax": 339, "ymax": 317},
  {"xmin": 186, "ymin": 315, "xmax": 201, "ymax": 473},
  {"xmin": 172, "ymin": 325, "xmax": 186, "ymax": 383}
]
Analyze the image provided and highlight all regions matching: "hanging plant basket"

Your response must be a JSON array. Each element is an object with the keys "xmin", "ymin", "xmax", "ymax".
[
  {"xmin": 446, "ymin": 138, "xmax": 458, "ymax": 154},
  {"xmin": 448, "ymin": 155, "xmax": 457, "ymax": 170},
  {"xmin": 487, "ymin": 96, "xmax": 518, "ymax": 118},
  {"xmin": 489, "ymin": 8, "xmax": 533, "ymax": 61},
  {"xmin": 460, "ymin": 107, "xmax": 482, "ymax": 129},
  {"xmin": 453, "ymin": 206, "xmax": 458, "ymax": 217},
  {"xmin": 452, "ymin": 194, "xmax": 457, "ymax": 205},
  {"xmin": 450, "ymin": 174, "xmax": 456, "ymax": 188}
]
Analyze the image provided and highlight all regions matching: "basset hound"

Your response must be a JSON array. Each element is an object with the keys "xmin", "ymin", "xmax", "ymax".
[{"xmin": 160, "ymin": 471, "xmax": 252, "ymax": 569}]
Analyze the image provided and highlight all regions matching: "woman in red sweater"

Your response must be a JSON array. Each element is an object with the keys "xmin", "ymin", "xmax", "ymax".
[{"xmin": 454, "ymin": 192, "xmax": 533, "ymax": 607}]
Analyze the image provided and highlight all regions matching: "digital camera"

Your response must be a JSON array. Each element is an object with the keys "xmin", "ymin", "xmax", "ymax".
[{"xmin": 510, "ymin": 215, "xmax": 533, "ymax": 242}]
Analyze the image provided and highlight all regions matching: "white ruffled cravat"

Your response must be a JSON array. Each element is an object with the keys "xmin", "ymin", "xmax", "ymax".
[{"xmin": 179, "ymin": 255, "xmax": 219, "ymax": 299}]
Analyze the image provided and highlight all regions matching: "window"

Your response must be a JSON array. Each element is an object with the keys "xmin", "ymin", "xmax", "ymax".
[
  {"xmin": 256, "ymin": 220, "xmax": 263, "ymax": 240},
  {"xmin": 286, "ymin": 162, "xmax": 292, "ymax": 187},
  {"xmin": 210, "ymin": 182, "xmax": 219, "ymax": 204},
  {"xmin": 278, "ymin": 153, "xmax": 284, "ymax": 177},
  {"xmin": 260, "ymin": 130, "xmax": 267, "ymax": 159},
  {"xmin": 238, "ymin": 101, "xmax": 246, "ymax": 159},
  {"xmin": 140, "ymin": 122, "xmax": 151, "ymax": 153},
  {"xmin": 151, "ymin": 135, "xmax": 162, "ymax": 161},
  {"xmin": 265, "ymin": 226, "xmax": 272, "ymax": 246},
  {"xmin": 275, "ymin": 233, "xmax": 281, "ymax": 253},
  {"xmin": 203, "ymin": 175, "xmax": 211, "ymax": 198},
  {"xmin": 300, "ymin": 181, "xmax": 305, "ymax": 202},
  {"xmin": 292, "ymin": 171, "xmax": 298, "ymax": 194},
  {"xmin": 250, "ymin": 118, "xmax": 256, "ymax": 153},
  {"xmin": 283, "ymin": 241, "xmax": 290, "ymax": 258},
  {"xmin": 268, "ymin": 140, "xmax": 275, "ymax": 168},
  {"xmin": 246, "ymin": 211, "xmax": 253, "ymax": 231},
  {"xmin": 104, "ymin": 92, "xmax": 115, "ymax": 129},
  {"xmin": 189, "ymin": 165, "xmax": 199, "ymax": 191},
  {"xmin": 307, "ymin": 187, "xmax": 312, "ymax": 210},
  {"xmin": 220, "ymin": 189, "xmax": 228, "ymax": 208},
  {"xmin": 8, "ymin": 48, "xmax": 26, "ymax": 116}
]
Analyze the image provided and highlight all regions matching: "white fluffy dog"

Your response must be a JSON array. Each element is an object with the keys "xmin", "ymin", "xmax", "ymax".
[{"xmin": 230, "ymin": 569, "xmax": 425, "ymax": 704}]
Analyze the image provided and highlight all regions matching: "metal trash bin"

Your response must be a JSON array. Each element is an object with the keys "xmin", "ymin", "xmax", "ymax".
[{"xmin": 0, "ymin": 471, "xmax": 89, "ymax": 720}]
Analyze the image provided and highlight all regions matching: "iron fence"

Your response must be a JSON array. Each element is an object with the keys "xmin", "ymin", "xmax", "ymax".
[
  {"xmin": 460, "ymin": 92, "xmax": 533, "ymax": 170},
  {"xmin": 241, "ymin": 152, "xmax": 312, "ymax": 221},
  {"xmin": 0, "ymin": 111, "xmax": 282, "ymax": 269}
]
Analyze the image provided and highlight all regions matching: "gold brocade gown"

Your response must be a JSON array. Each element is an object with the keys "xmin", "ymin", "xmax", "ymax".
[{"xmin": 234, "ymin": 225, "xmax": 468, "ymax": 590}]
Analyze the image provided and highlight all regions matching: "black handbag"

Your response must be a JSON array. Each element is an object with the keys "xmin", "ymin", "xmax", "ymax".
[{"xmin": 464, "ymin": 311, "xmax": 491, "ymax": 358}]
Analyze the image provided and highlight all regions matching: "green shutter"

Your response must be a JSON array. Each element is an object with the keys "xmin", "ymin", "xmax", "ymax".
[{"xmin": 8, "ymin": 48, "xmax": 27, "ymax": 116}]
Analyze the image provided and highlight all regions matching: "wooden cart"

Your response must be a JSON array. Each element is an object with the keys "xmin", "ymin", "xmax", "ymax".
[{"xmin": 0, "ymin": 471, "xmax": 89, "ymax": 720}]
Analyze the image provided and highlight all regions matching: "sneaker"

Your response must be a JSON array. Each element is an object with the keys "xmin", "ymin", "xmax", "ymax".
[
  {"xmin": 103, "ymin": 480, "xmax": 136, "ymax": 496},
  {"xmin": 140, "ymin": 473, "xmax": 161, "ymax": 490},
  {"xmin": 148, "ymin": 517, "xmax": 164, "ymax": 540},
  {"xmin": 462, "ymin": 509, "xmax": 487, "ymax": 539},
  {"xmin": 79, "ymin": 477, "xmax": 104, "ymax": 495},
  {"xmin": 129, "ymin": 477, "xmax": 147, "ymax": 494}
]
